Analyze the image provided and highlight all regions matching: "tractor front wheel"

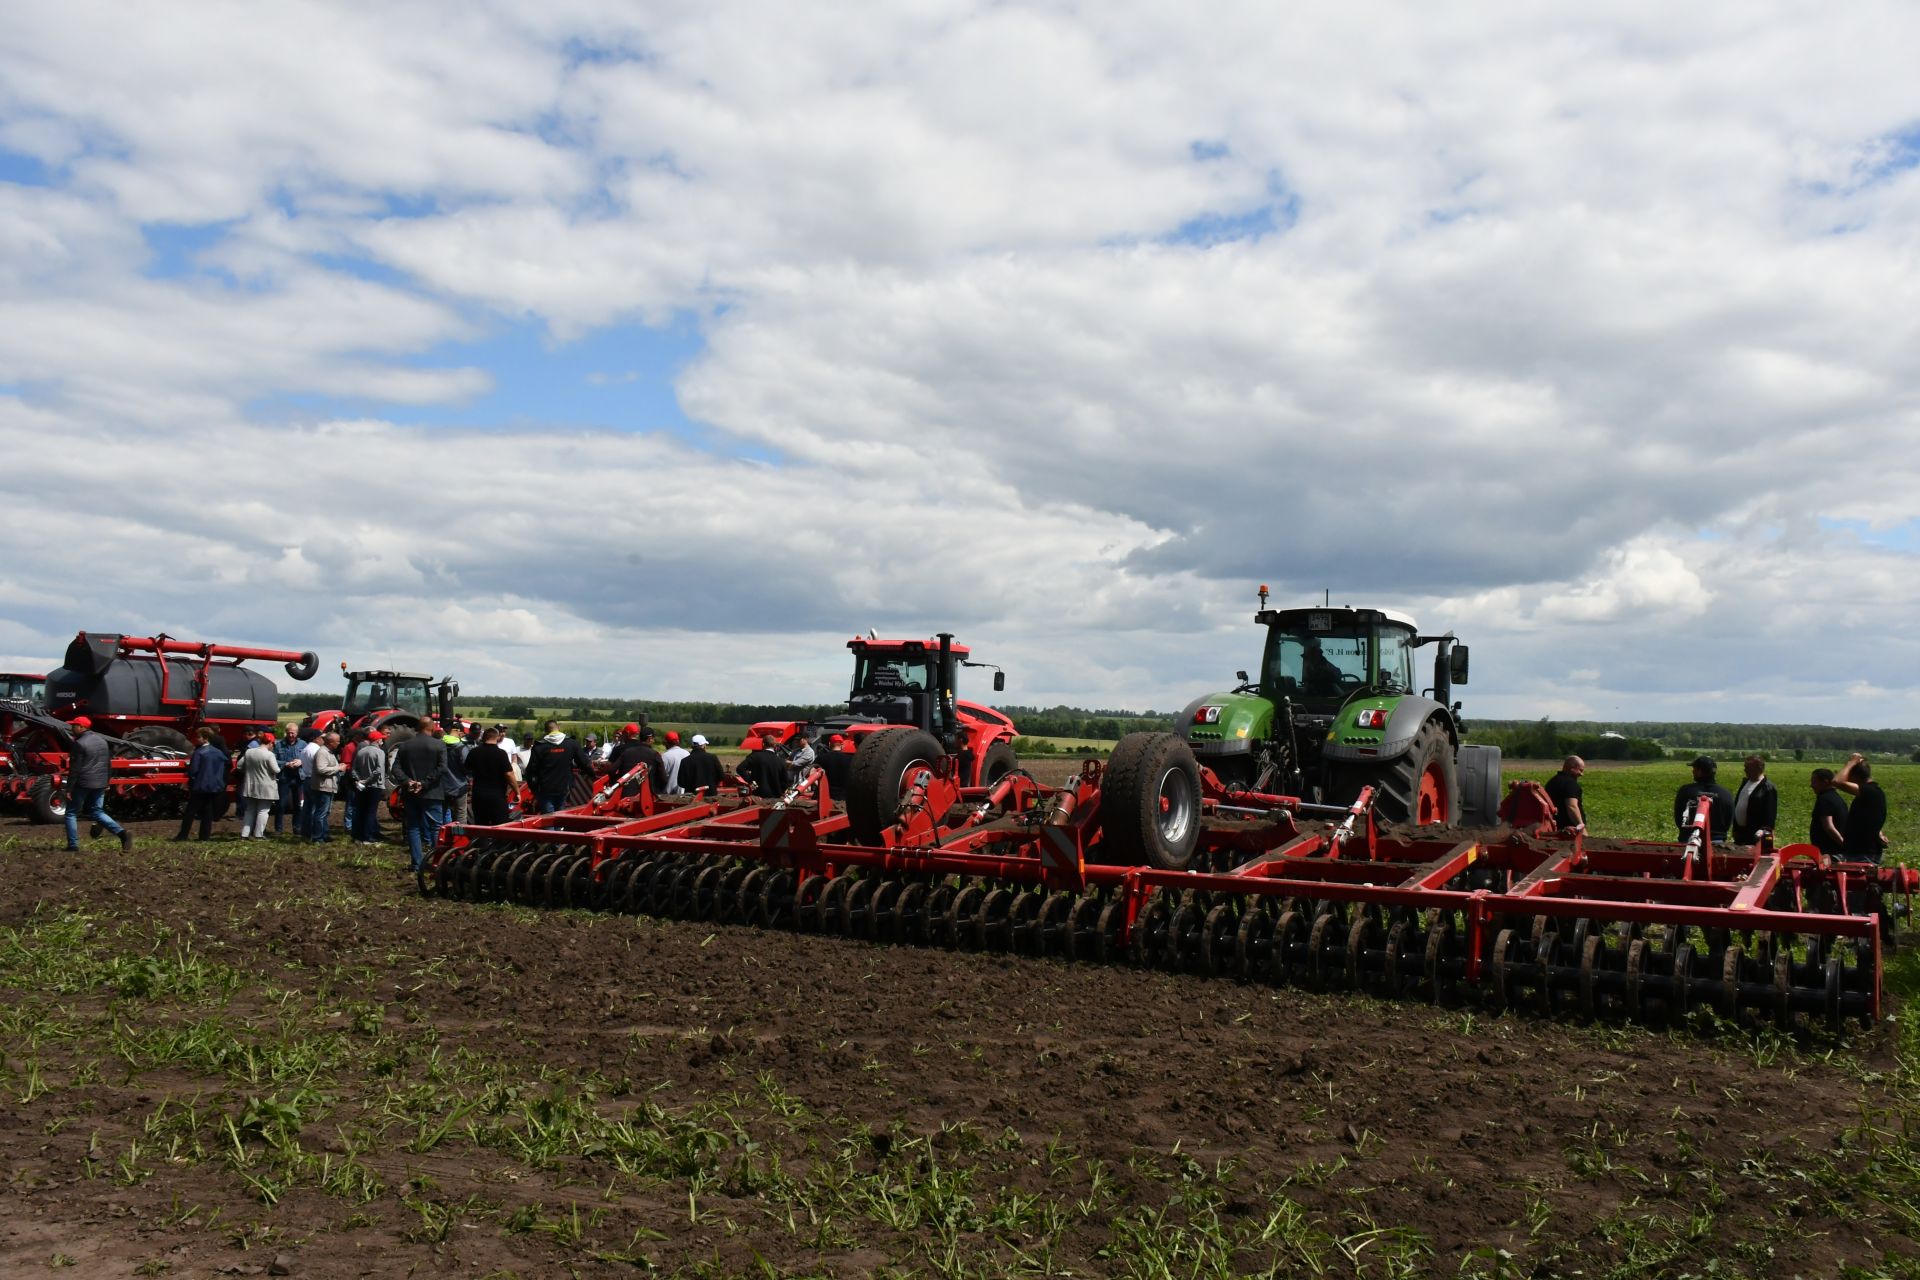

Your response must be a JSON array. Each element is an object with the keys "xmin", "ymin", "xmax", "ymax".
[
  {"xmin": 1338, "ymin": 719, "xmax": 1459, "ymax": 828},
  {"xmin": 977, "ymin": 742, "xmax": 1018, "ymax": 789}
]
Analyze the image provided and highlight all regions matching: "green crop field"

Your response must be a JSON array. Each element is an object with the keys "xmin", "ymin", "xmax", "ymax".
[{"xmin": 1505, "ymin": 757, "xmax": 1920, "ymax": 851}]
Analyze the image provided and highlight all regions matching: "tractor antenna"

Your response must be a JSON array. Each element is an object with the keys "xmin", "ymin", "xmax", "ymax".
[{"xmin": 1323, "ymin": 588, "xmax": 1330, "ymax": 607}]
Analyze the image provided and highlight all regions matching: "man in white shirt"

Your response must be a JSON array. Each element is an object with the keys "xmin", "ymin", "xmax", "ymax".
[{"xmin": 659, "ymin": 730, "xmax": 690, "ymax": 794}]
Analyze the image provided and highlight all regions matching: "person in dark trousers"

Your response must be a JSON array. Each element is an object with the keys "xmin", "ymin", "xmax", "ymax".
[
  {"xmin": 736, "ymin": 736, "xmax": 791, "ymax": 799},
  {"xmin": 1729, "ymin": 754, "xmax": 1778, "ymax": 846},
  {"xmin": 677, "ymin": 734, "xmax": 732, "ymax": 798},
  {"xmin": 441, "ymin": 725, "xmax": 472, "ymax": 825},
  {"xmin": 175, "ymin": 728, "xmax": 230, "ymax": 841},
  {"xmin": 349, "ymin": 730, "xmax": 388, "ymax": 844},
  {"xmin": 1808, "ymin": 768, "xmax": 1848, "ymax": 855},
  {"xmin": 63, "ymin": 716, "xmax": 132, "ymax": 852},
  {"xmin": 526, "ymin": 720, "xmax": 594, "ymax": 813},
  {"xmin": 1544, "ymin": 755, "xmax": 1586, "ymax": 834},
  {"xmin": 1673, "ymin": 755, "xmax": 1734, "ymax": 843},
  {"xmin": 819, "ymin": 733, "xmax": 853, "ymax": 799},
  {"xmin": 390, "ymin": 724, "xmax": 449, "ymax": 871},
  {"xmin": 607, "ymin": 724, "xmax": 664, "ymax": 797},
  {"xmin": 465, "ymin": 727, "xmax": 516, "ymax": 826},
  {"xmin": 1834, "ymin": 754, "xmax": 1889, "ymax": 862},
  {"xmin": 273, "ymin": 724, "xmax": 304, "ymax": 834}
]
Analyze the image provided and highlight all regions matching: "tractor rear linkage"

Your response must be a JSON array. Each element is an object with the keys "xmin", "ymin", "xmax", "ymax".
[{"xmin": 420, "ymin": 737, "xmax": 1914, "ymax": 1034}]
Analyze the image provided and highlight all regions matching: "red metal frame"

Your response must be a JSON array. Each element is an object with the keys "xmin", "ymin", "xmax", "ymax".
[{"xmin": 421, "ymin": 770, "xmax": 1912, "ymax": 1031}]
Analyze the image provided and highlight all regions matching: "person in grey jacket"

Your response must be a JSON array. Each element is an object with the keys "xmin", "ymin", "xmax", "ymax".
[
  {"xmin": 350, "ymin": 731, "xmax": 389, "ymax": 844},
  {"xmin": 238, "ymin": 730, "xmax": 281, "ymax": 839},
  {"xmin": 63, "ymin": 716, "xmax": 132, "ymax": 852},
  {"xmin": 390, "ymin": 725, "xmax": 449, "ymax": 872},
  {"xmin": 305, "ymin": 733, "xmax": 343, "ymax": 844}
]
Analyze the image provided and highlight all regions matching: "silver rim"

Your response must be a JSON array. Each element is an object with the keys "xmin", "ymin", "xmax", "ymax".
[{"xmin": 1154, "ymin": 767, "xmax": 1196, "ymax": 845}]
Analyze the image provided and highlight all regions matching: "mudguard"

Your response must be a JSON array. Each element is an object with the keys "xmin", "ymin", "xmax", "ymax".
[{"xmin": 1177, "ymin": 691, "xmax": 1274, "ymax": 759}]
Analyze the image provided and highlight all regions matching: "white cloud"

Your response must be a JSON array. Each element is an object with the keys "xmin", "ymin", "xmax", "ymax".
[{"xmin": 2, "ymin": 2, "xmax": 1918, "ymax": 723}]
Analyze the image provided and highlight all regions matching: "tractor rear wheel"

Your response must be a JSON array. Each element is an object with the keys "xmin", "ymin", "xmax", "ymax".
[
  {"xmin": 1339, "ymin": 719, "xmax": 1459, "ymax": 828},
  {"xmin": 1101, "ymin": 732, "xmax": 1202, "ymax": 871},
  {"xmin": 977, "ymin": 742, "xmax": 1018, "ymax": 789},
  {"xmin": 29, "ymin": 776, "xmax": 66, "ymax": 825},
  {"xmin": 846, "ymin": 729, "xmax": 945, "ymax": 845}
]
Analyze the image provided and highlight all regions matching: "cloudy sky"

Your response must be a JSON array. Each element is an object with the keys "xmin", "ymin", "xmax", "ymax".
[{"xmin": 3, "ymin": 2, "xmax": 1918, "ymax": 726}]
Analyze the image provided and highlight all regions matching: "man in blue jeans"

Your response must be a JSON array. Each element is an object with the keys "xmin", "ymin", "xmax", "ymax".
[
  {"xmin": 63, "ymin": 716, "xmax": 134, "ymax": 852},
  {"xmin": 389, "ymin": 724, "xmax": 449, "ymax": 871}
]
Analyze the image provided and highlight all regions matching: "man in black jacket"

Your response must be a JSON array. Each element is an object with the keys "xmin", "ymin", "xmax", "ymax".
[
  {"xmin": 1835, "ymin": 754, "xmax": 1889, "ymax": 862},
  {"xmin": 1673, "ymin": 756, "xmax": 1735, "ymax": 844},
  {"xmin": 736, "ymin": 735, "xmax": 791, "ymax": 799},
  {"xmin": 677, "ymin": 734, "xmax": 733, "ymax": 799},
  {"xmin": 1730, "ymin": 755, "xmax": 1778, "ymax": 846},
  {"xmin": 175, "ymin": 728, "xmax": 230, "ymax": 841},
  {"xmin": 526, "ymin": 720, "xmax": 594, "ymax": 813},
  {"xmin": 390, "ymin": 725, "xmax": 448, "ymax": 872},
  {"xmin": 607, "ymin": 725, "xmax": 664, "ymax": 798},
  {"xmin": 63, "ymin": 716, "xmax": 133, "ymax": 852}
]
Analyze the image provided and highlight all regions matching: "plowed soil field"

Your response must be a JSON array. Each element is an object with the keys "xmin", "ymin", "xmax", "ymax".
[{"xmin": 2, "ymin": 810, "xmax": 1917, "ymax": 1278}]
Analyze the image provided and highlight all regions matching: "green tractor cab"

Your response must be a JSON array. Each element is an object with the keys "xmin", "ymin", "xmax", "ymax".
[{"xmin": 1177, "ymin": 598, "xmax": 1500, "ymax": 827}]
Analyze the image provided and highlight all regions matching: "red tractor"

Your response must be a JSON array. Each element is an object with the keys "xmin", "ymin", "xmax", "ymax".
[
  {"xmin": 1, "ymin": 632, "xmax": 319, "ymax": 823},
  {"xmin": 1, "ymin": 673, "xmax": 44, "ymax": 705},
  {"xmin": 307, "ymin": 665, "xmax": 463, "ymax": 746},
  {"xmin": 743, "ymin": 633, "xmax": 1019, "ymax": 838}
]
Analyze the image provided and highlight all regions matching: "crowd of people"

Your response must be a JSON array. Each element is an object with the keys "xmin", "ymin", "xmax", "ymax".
[
  {"xmin": 62, "ymin": 715, "xmax": 827, "ymax": 873},
  {"xmin": 1543, "ymin": 751, "xmax": 1891, "ymax": 858}
]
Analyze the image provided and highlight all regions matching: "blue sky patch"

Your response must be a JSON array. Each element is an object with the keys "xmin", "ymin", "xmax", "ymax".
[
  {"xmin": 140, "ymin": 221, "xmax": 238, "ymax": 280},
  {"xmin": 1164, "ymin": 169, "xmax": 1299, "ymax": 246},
  {"xmin": 0, "ymin": 148, "xmax": 56, "ymax": 187},
  {"xmin": 1820, "ymin": 516, "xmax": 1920, "ymax": 552}
]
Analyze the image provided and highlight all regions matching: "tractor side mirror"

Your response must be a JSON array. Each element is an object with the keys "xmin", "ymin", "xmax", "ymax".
[
  {"xmin": 1449, "ymin": 645, "xmax": 1470, "ymax": 686},
  {"xmin": 993, "ymin": 672, "xmax": 1005, "ymax": 692},
  {"xmin": 1236, "ymin": 670, "xmax": 1249, "ymax": 683}
]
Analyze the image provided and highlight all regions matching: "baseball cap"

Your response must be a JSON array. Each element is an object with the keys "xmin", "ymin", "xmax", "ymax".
[
  {"xmin": 1691, "ymin": 754, "xmax": 1716, "ymax": 771},
  {"xmin": 70, "ymin": 715, "xmax": 92, "ymax": 730},
  {"xmin": 368, "ymin": 730, "xmax": 385, "ymax": 741},
  {"xmin": 638, "ymin": 726, "xmax": 654, "ymax": 740},
  {"xmin": 262, "ymin": 729, "xmax": 276, "ymax": 740},
  {"xmin": 691, "ymin": 733, "xmax": 709, "ymax": 746},
  {"xmin": 665, "ymin": 731, "xmax": 679, "ymax": 743},
  {"xmin": 622, "ymin": 722, "xmax": 639, "ymax": 734}
]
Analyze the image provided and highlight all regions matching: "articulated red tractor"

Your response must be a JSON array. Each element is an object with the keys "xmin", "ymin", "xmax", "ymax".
[
  {"xmin": 743, "ymin": 633, "xmax": 1019, "ymax": 841},
  {"xmin": 1, "ymin": 632, "xmax": 319, "ymax": 823},
  {"xmin": 1, "ymin": 673, "xmax": 45, "ymax": 705},
  {"xmin": 307, "ymin": 665, "xmax": 464, "ymax": 747}
]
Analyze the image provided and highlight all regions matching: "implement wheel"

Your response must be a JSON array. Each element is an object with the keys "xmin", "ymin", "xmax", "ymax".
[
  {"xmin": 28, "ymin": 777, "xmax": 67, "ymax": 825},
  {"xmin": 846, "ymin": 729, "xmax": 946, "ymax": 846},
  {"xmin": 1102, "ymin": 732, "xmax": 1202, "ymax": 871}
]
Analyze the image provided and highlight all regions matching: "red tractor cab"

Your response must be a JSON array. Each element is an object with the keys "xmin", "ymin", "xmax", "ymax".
[
  {"xmin": 745, "ymin": 633, "xmax": 1020, "ymax": 791},
  {"xmin": 309, "ymin": 665, "xmax": 464, "ymax": 746},
  {"xmin": 1, "ymin": 673, "xmax": 45, "ymax": 706}
]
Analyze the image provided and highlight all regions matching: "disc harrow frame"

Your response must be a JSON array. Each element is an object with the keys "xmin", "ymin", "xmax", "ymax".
[{"xmin": 420, "ymin": 758, "xmax": 1913, "ymax": 1033}]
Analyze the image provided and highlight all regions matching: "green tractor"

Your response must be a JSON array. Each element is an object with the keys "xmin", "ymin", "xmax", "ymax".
[{"xmin": 1175, "ymin": 592, "xmax": 1501, "ymax": 828}]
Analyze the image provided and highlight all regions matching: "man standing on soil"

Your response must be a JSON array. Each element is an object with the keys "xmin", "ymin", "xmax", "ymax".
[
  {"xmin": 465, "ymin": 727, "xmax": 516, "ymax": 825},
  {"xmin": 391, "ymin": 724, "xmax": 449, "ymax": 871},
  {"xmin": 736, "ymin": 734, "xmax": 791, "ymax": 799},
  {"xmin": 1730, "ymin": 755, "xmax": 1778, "ymax": 846},
  {"xmin": 1673, "ymin": 756, "xmax": 1734, "ymax": 843},
  {"xmin": 607, "ymin": 725, "xmax": 664, "ymax": 798},
  {"xmin": 274, "ymin": 725, "xmax": 304, "ymax": 834},
  {"xmin": 1809, "ymin": 768, "xmax": 1848, "ymax": 856},
  {"xmin": 1544, "ymin": 756, "xmax": 1586, "ymax": 834},
  {"xmin": 1834, "ymin": 754, "xmax": 1889, "ymax": 862},
  {"xmin": 175, "ymin": 728, "xmax": 230, "ymax": 841},
  {"xmin": 350, "ymin": 730, "xmax": 388, "ymax": 844},
  {"xmin": 63, "ymin": 716, "xmax": 132, "ymax": 852},
  {"xmin": 677, "ymin": 734, "xmax": 732, "ymax": 798},
  {"xmin": 306, "ymin": 732, "xmax": 343, "ymax": 843},
  {"xmin": 238, "ymin": 730, "xmax": 281, "ymax": 839}
]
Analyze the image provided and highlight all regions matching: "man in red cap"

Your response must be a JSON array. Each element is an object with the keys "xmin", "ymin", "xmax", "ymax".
[
  {"xmin": 64, "ymin": 716, "xmax": 133, "ymax": 852},
  {"xmin": 659, "ymin": 730, "xmax": 688, "ymax": 794},
  {"xmin": 607, "ymin": 725, "xmax": 663, "ymax": 798}
]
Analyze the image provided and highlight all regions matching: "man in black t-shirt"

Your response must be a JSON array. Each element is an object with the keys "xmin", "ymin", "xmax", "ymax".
[
  {"xmin": 1544, "ymin": 755, "xmax": 1586, "ymax": 833},
  {"xmin": 465, "ymin": 728, "xmax": 516, "ymax": 826},
  {"xmin": 607, "ymin": 726, "xmax": 665, "ymax": 798},
  {"xmin": 1834, "ymin": 755, "xmax": 1888, "ymax": 862},
  {"xmin": 1808, "ymin": 768, "xmax": 1848, "ymax": 856},
  {"xmin": 737, "ymin": 739, "xmax": 792, "ymax": 799}
]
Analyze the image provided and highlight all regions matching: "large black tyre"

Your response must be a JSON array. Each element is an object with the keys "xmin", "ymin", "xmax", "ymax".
[
  {"xmin": 123, "ymin": 725, "xmax": 194, "ymax": 757},
  {"xmin": 28, "ymin": 776, "xmax": 66, "ymax": 825},
  {"xmin": 845, "ymin": 729, "xmax": 945, "ymax": 845},
  {"xmin": 1101, "ymin": 731, "xmax": 1202, "ymax": 871},
  {"xmin": 976, "ymin": 741, "xmax": 1018, "ymax": 788},
  {"xmin": 1338, "ymin": 719, "xmax": 1460, "ymax": 828}
]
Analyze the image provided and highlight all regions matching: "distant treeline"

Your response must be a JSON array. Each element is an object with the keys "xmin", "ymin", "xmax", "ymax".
[
  {"xmin": 1469, "ymin": 719, "xmax": 1920, "ymax": 761},
  {"xmin": 277, "ymin": 694, "xmax": 1181, "ymax": 740}
]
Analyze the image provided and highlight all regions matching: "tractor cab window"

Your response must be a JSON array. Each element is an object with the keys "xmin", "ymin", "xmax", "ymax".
[
  {"xmin": 1263, "ymin": 625, "xmax": 1370, "ymax": 699},
  {"xmin": 342, "ymin": 678, "xmax": 392, "ymax": 718},
  {"xmin": 1374, "ymin": 628, "xmax": 1416, "ymax": 694},
  {"xmin": 392, "ymin": 681, "xmax": 431, "ymax": 717},
  {"xmin": 853, "ymin": 655, "xmax": 930, "ymax": 694}
]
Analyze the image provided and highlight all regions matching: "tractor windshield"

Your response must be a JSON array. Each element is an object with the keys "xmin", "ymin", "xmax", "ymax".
[
  {"xmin": 2, "ymin": 677, "xmax": 42, "ymax": 704},
  {"xmin": 852, "ymin": 654, "xmax": 931, "ymax": 694},
  {"xmin": 1375, "ymin": 628, "xmax": 1416, "ymax": 694},
  {"xmin": 1263, "ymin": 622, "xmax": 1370, "ymax": 700},
  {"xmin": 343, "ymin": 677, "xmax": 430, "ymax": 718}
]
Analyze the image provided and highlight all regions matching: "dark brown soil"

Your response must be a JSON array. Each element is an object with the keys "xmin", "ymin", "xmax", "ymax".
[{"xmin": 0, "ymin": 811, "xmax": 1914, "ymax": 1278}]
